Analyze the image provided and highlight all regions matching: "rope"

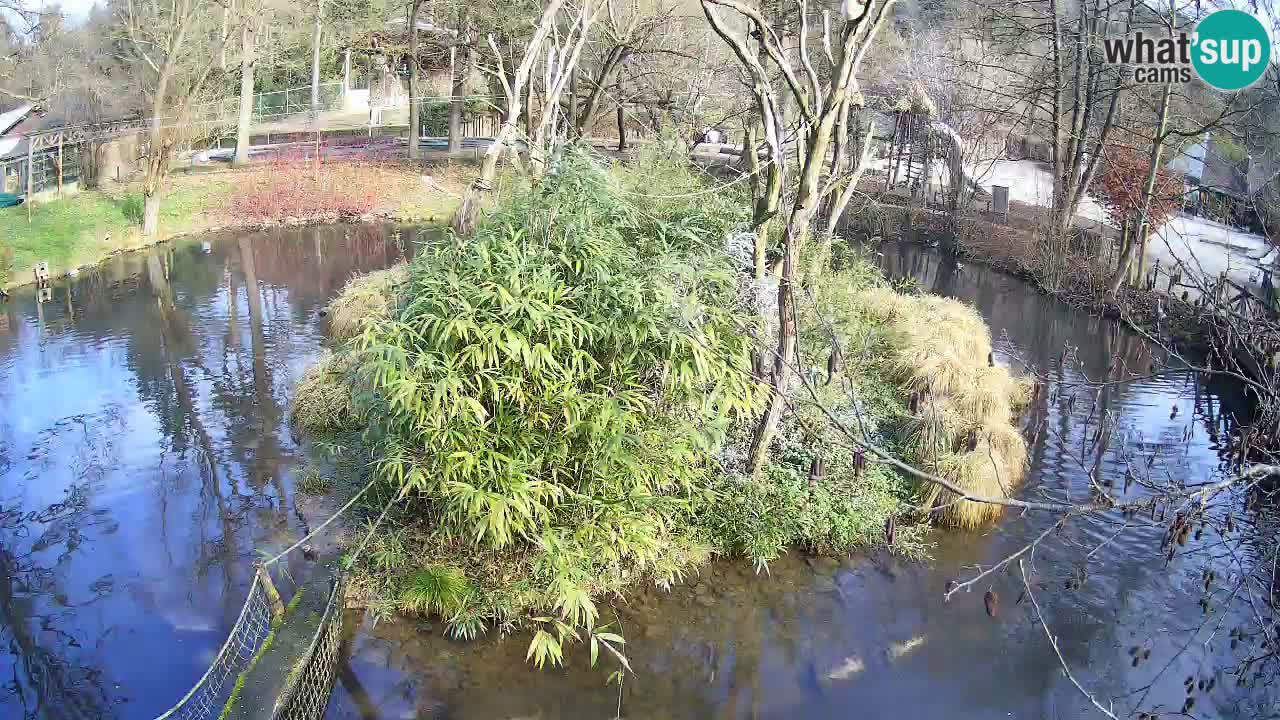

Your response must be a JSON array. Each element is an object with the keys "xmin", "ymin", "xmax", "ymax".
[
  {"xmin": 261, "ymin": 475, "xmax": 380, "ymax": 566},
  {"xmin": 347, "ymin": 487, "xmax": 405, "ymax": 567}
]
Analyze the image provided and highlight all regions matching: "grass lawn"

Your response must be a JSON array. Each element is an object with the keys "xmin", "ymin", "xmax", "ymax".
[
  {"xmin": 1, "ymin": 180, "xmax": 234, "ymax": 289},
  {"xmin": 0, "ymin": 159, "xmax": 472, "ymax": 290}
]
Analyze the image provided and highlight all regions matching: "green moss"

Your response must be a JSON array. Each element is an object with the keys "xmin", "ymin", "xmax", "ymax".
[
  {"xmin": 285, "ymin": 588, "xmax": 306, "ymax": 615},
  {"xmin": 216, "ymin": 628, "xmax": 277, "ymax": 720}
]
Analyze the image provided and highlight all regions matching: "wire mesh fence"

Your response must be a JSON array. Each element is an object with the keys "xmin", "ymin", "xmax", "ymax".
[
  {"xmin": 270, "ymin": 572, "xmax": 347, "ymax": 720},
  {"xmin": 414, "ymin": 97, "xmax": 501, "ymax": 138},
  {"xmin": 154, "ymin": 573, "xmax": 276, "ymax": 720},
  {"xmin": 189, "ymin": 82, "xmax": 347, "ymax": 127},
  {"xmin": 1, "ymin": 145, "xmax": 84, "ymax": 196}
]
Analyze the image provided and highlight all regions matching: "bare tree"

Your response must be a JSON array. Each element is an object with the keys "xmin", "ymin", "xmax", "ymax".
[
  {"xmin": 310, "ymin": 0, "xmax": 325, "ymax": 117},
  {"xmin": 701, "ymin": 0, "xmax": 898, "ymax": 477},
  {"xmin": 0, "ymin": 4, "xmax": 58, "ymax": 103},
  {"xmin": 450, "ymin": 0, "xmax": 576, "ymax": 235},
  {"xmin": 119, "ymin": 0, "xmax": 223, "ymax": 235},
  {"xmin": 408, "ymin": 0, "xmax": 426, "ymax": 159},
  {"xmin": 233, "ymin": 15, "xmax": 257, "ymax": 166},
  {"xmin": 447, "ymin": 7, "xmax": 470, "ymax": 153},
  {"xmin": 526, "ymin": 0, "xmax": 601, "ymax": 173}
]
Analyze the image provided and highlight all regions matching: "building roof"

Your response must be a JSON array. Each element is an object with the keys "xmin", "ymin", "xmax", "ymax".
[{"xmin": 0, "ymin": 104, "xmax": 35, "ymax": 136}]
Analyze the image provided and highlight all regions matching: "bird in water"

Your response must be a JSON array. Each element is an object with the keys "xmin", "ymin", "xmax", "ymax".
[{"xmin": 984, "ymin": 589, "xmax": 999, "ymax": 618}]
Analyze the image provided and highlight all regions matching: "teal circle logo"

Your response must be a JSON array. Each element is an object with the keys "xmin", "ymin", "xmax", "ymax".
[{"xmin": 1192, "ymin": 9, "xmax": 1271, "ymax": 91}]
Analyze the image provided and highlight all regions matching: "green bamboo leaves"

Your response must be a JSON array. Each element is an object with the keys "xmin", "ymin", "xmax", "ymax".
[{"xmin": 350, "ymin": 153, "xmax": 762, "ymax": 665}]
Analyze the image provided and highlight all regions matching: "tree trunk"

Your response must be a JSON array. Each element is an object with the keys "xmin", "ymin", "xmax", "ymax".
[
  {"xmin": 573, "ymin": 46, "xmax": 628, "ymax": 136},
  {"xmin": 616, "ymin": 103, "xmax": 626, "ymax": 151},
  {"xmin": 233, "ymin": 22, "xmax": 256, "ymax": 167},
  {"xmin": 142, "ymin": 61, "xmax": 176, "ymax": 238},
  {"xmin": 825, "ymin": 123, "xmax": 875, "ymax": 232},
  {"xmin": 567, "ymin": 70, "xmax": 579, "ymax": 138},
  {"xmin": 1107, "ymin": 78, "xmax": 1172, "ymax": 300},
  {"xmin": 746, "ymin": 111, "xmax": 841, "ymax": 477},
  {"xmin": 754, "ymin": 163, "xmax": 781, "ymax": 279},
  {"xmin": 447, "ymin": 12, "xmax": 469, "ymax": 153},
  {"xmin": 220, "ymin": 6, "xmax": 230, "ymax": 71},
  {"xmin": 451, "ymin": 0, "xmax": 568, "ymax": 235},
  {"xmin": 743, "ymin": 119, "xmax": 768, "ymax": 279},
  {"xmin": 521, "ymin": 81, "xmax": 533, "ymax": 139},
  {"xmin": 408, "ymin": 0, "xmax": 424, "ymax": 159},
  {"xmin": 142, "ymin": 192, "xmax": 161, "ymax": 236},
  {"xmin": 310, "ymin": 0, "xmax": 324, "ymax": 119}
]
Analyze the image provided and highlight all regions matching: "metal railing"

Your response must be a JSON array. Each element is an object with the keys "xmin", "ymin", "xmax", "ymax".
[
  {"xmin": 150, "ymin": 566, "xmax": 347, "ymax": 720},
  {"xmin": 151, "ymin": 475, "xmax": 386, "ymax": 720}
]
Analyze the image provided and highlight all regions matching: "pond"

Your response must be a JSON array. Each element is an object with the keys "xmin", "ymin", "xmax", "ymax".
[
  {"xmin": 0, "ymin": 229, "xmax": 1274, "ymax": 719},
  {"xmin": 0, "ymin": 223, "xmax": 422, "ymax": 719},
  {"xmin": 324, "ymin": 240, "xmax": 1275, "ymax": 720}
]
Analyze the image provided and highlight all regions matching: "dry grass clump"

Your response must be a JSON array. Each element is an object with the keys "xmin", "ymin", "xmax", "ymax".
[
  {"xmin": 327, "ymin": 264, "xmax": 409, "ymax": 343},
  {"xmin": 291, "ymin": 351, "xmax": 356, "ymax": 431},
  {"xmin": 854, "ymin": 288, "xmax": 1031, "ymax": 528}
]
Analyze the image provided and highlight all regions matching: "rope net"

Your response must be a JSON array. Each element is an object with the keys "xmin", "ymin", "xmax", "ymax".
[
  {"xmin": 271, "ymin": 573, "xmax": 348, "ymax": 720},
  {"xmin": 154, "ymin": 574, "xmax": 275, "ymax": 720},
  {"xmin": 154, "ymin": 479, "xmax": 389, "ymax": 720}
]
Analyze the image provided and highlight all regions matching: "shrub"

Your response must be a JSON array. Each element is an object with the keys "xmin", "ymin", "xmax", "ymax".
[
  {"xmin": 228, "ymin": 156, "xmax": 381, "ymax": 222},
  {"xmin": 418, "ymin": 99, "xmax": 491, "ymax": 136},
  {"xmin": 350, "ymin": 152, "xmax": 761, "ymax": 657},
  {"xmin": 688, "ymin": 251, "xmax": 922, "ymax": 566},
  {"xmin": 120, "ymin": 193, "xmax": 145, "ymax": 224},
  {"xmin": 1090, "ymin": 144, "xmax": 1182, "ymax": 233},
  {"xmin": 848, "ymin": 286, "xmax": 1030, "ymax": 528}
]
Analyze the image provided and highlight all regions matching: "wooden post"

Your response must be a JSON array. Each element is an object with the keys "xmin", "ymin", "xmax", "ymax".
[
  {"xmin": 57, "ymin": 137, "xmax": 63, "ymax": 197},
  {"xmin": 257, "ymin": 564, "xmax": 286, "ymax": 620},
  {"xmin": 342, "ymin": 48, "xmax": 352, "ymax": 97},
  {"xmin": 26, "ymin": 142, "xmax": 33, "ymax": 224}
]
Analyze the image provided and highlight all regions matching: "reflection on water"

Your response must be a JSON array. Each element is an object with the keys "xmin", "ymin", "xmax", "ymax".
[
  {"xmin": 0, "ymin": 224, "xmax": 422, "ymax": 719},
  {"xmin": 324, "ymin": 240, "xmax": 1275, "ymax": 720}
]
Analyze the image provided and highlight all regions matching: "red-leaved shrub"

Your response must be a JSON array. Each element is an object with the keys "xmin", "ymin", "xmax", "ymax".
[
  {"xmin": 229, "ymin": 153, "xmax": 382, "ymax": 223},
  {"xmin": 1090, "ymin": 145, "xmax": 1183, "ymax": 231}
]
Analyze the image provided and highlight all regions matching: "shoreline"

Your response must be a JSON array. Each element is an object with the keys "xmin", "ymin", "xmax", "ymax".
[
  {"xmin": 1, "ymin": 209, "xmax": 443, "ymax": 294},
  {"xmin": 865, "ymin": 230, "xmax": 1219, "ymax": 357},
  {"xmin": 1, "ymin": 159, "xmax": 468, "ymax": 293},
  {"xmin": 292, "ymin": 156, "xmax": 1035, "ymax": 665}
]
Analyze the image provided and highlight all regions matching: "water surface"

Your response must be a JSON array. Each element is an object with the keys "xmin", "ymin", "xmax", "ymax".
[
  {"xmin": 0, "ymin": 223, "xmax": 420, "ymax": 719},
  {"xmin": 323, "ymin": 240, "xmax": 1275, "ymax": 720},
  {"xmin": 2, "ymin": 228, "xmax": 1273, "ymax": 720}
]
